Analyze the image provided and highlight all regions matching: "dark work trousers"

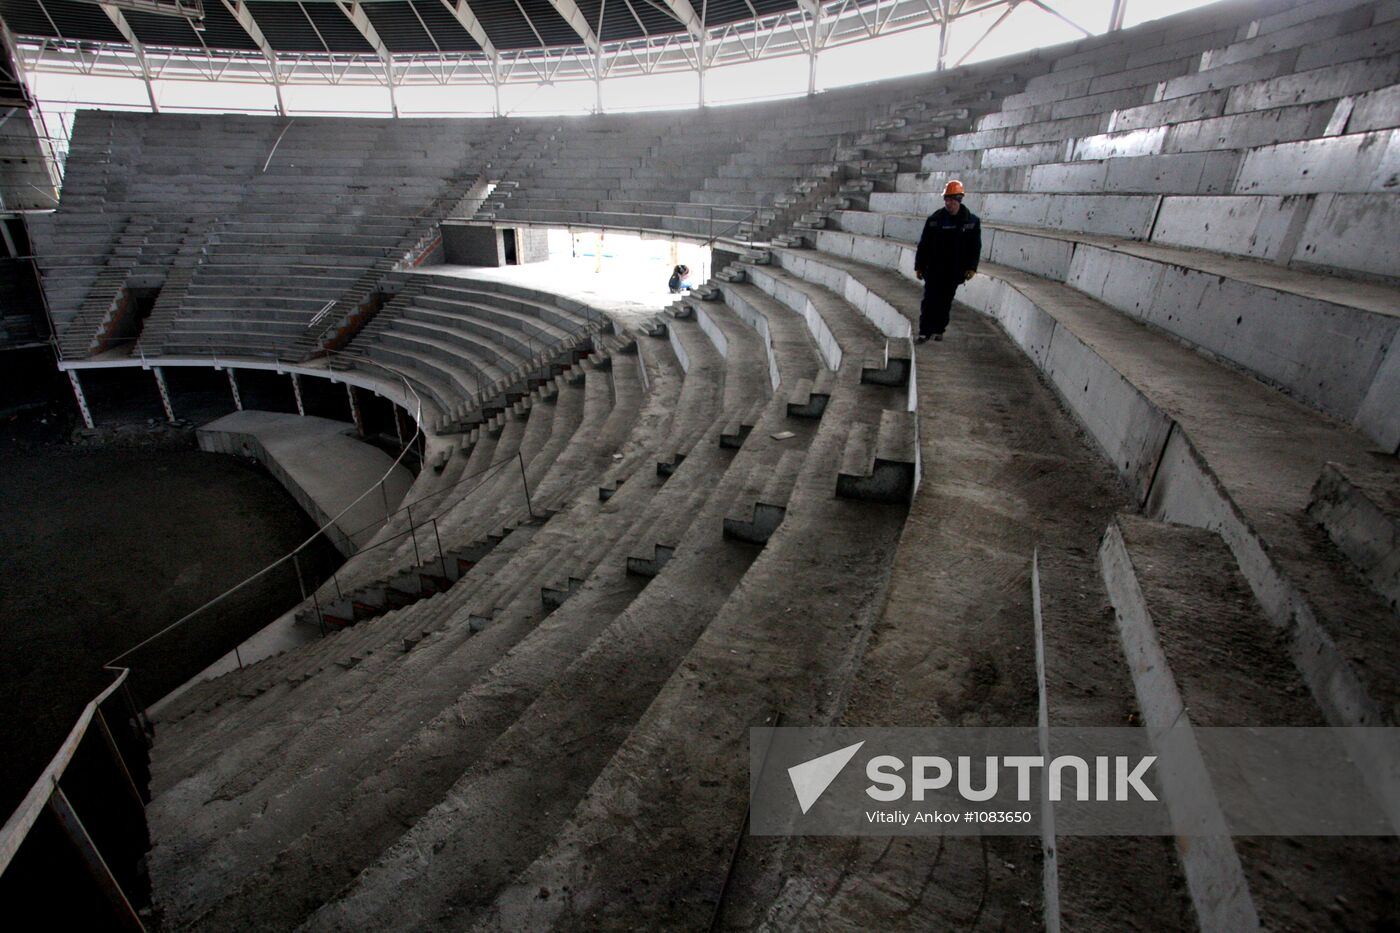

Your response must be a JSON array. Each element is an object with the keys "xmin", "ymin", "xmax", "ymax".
[{"xmin": 920, "ymin": 275, "xmax": 961, "ymax": 337}]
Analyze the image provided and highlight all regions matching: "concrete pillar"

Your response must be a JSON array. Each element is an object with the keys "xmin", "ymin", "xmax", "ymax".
[
  {"xmin": 290, "ymin": 371, "xmax": 305, "ymax": 415},
  {"xmin": 347, "ymin": 383, "xmax": 365, "ymax": 436},
  {"xmin": 152, "ymin": 366, "xmax": 175, "ymax": 422},
  {"xmin": 67, "ymin": 370, "xmax": 95, "ymax": 429},
  {"xmin": 227, "ymin": 368, "xmax": 243, "ymax": 410}
]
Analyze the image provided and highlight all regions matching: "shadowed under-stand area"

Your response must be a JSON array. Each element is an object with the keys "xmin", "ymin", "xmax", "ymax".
[{"xmin": 2, "ymin": 0, "xmax": 1398, "ymax": 928}]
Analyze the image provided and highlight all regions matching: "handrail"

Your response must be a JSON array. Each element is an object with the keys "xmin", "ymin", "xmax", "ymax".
[{"xmin": 0, "ymin": 669, "xmax": 133, "ymax": 875}]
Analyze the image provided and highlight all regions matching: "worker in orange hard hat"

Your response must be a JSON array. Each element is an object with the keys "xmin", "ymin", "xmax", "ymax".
[{"xmin": 913, "ymin": 179, "xmax": 981, "ymax": 343}]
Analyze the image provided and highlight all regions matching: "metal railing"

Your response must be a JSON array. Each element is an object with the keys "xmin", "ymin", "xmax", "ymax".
[{"xmin": 0, "ymin": 669, "xmax": 153, "ymax": 928}]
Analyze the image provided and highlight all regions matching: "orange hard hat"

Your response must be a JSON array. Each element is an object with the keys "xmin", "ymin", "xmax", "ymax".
[{"xmin": 942, "ymin": 180, "xmax": 965, "ymax": 197}]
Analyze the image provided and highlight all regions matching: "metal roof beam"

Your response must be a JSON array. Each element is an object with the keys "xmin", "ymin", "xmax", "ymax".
[
  {"xmin": 99, "ymin": 3, "xmax": 159, "ymax": 111},
  {"xmin": 439, "ymin": 0, "xmax": 498, "ymax": 56},
  {"xmin": 655, "ymin": 0, "xmax": 704, "ymax": 40},
  {"xmin": 544, "ymin": 0, "xmax": 601, "ymax": 54},
  {"xmin": 220, "ymin": 0, "xmax": 286, "ymax": 113},
  {"xmin": 335, "ymin": 0, "xmax": 399, "ymax": 114}
]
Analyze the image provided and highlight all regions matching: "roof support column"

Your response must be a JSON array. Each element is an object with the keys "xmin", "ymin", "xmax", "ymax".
[
  {"xmin": 221, "ymin": 0, "xmax": 286, "ymax": 116},
  {"xmin": 805, "ymin": 0, "xmax": 820, "ymax": 94},
  {"xmin": 438, "ymin": 1, "xmax": 502, "ymax": 114},
  {"xmin": 936, "ymin": 0, "xmax": 950, "ymax": 71},
  {"xmin": 1108, "ymin": 0, "xmax": 1127, "ymax": 31},
  {"xmin": 99, "ymin": 4, "xmax": 159, "ymax": 112},
  {"xmin": 337, "ymin": 1, "xmax": 399, "ymax": 117}
]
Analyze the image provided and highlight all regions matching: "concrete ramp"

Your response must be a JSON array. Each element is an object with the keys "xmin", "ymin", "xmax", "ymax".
[{"xmin": 197, "ymin": 411, "xmax": 413, "ymax": 557}]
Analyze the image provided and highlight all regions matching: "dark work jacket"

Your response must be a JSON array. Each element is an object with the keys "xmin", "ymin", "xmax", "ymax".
[{"xmin": 914, "ymin": 206, "xmax": 981, "ymax": 281}]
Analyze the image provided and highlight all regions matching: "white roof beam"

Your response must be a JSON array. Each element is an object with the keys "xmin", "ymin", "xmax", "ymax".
[
  {"xmin": 656, "ymin": 0, "xmax": 704, "ymax": 40},
  {"xmin": 439, "ymin": 0, "xmax": 498, "ymax": 57},
  {"xmin": 545, "ymin": 0, "xmax": 601, "ymax": 54},
  {"xmin": 335, "ymin": 0, "xmax": 399, "ymax": 114},
  {"xmin": 99, "ymin": 3, "xmax": 159, "ymax": 111},
  {"xmin": 220, "ymin": 0, "xmax": 286, "ymax": 113}
]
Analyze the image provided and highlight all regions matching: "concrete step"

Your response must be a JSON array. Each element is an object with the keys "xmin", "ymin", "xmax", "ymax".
[
  {"xmin": 834, "ymin": 408, "xmax": 917, "ymax": 504},
  {"xmin": 1100, "ymin": 513, "xmax": 1397, "ymax": 929},
  {"xmin": 1307, "ymin": 460, "xmax": 1400, "ymax": 609}
]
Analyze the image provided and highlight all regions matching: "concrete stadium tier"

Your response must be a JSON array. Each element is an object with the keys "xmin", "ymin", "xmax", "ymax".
[{"xmin": 22, "ymin": 0, "xmax": 1399, "ymax": 929}]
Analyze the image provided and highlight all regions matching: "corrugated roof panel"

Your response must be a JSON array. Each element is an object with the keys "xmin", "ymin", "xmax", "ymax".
[
  {"xmin": 704, "ymin": 0, "xmax": 760, "ymax": 27},
  {"xmin": 362, "ymin": 0, "xmax": 433, "ymax": 51},
  {"xmin": 516, "ymin": 0, "xmax": 583, "ymax": 47},
  {"xmin": 472, "ymin": 0, "xmax": 539, "ymax": 50},
  {"xmin": 302, "ymin": 1, "xmax": 376, "ymax": 52},
  {"xmin": 402, "ymin": 0, "xmax": 481, "ymax": 53},
  {"xmin": 123, "ymin": 8, "xmax": 204, "ymax": 47},
  {"xmin": 195, "ymin": 1, "xmax": 262, "ymax": 51},
  {"xmin": 246, "ymin": 0, "xmax": 328, "ymax": 51},
  {"xmin": 1, "ymin": 0, "xmax": 126, "ymax": 42},
  {"xmin": 0, "ymin": 0, "xmax": 60, "ymax": 38},
  {"xmin": 748, "ymin": 0, "xmax": 799, "ymax": 17}
]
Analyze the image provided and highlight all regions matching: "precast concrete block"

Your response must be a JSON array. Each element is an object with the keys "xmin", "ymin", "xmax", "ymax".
[
  {"xmin": 1200, "ymin": 5, "xmax": 1373, "ymax": 70},
  {"xmin": 1163, "ymin": 102, "xmax": 1333, "ymax": 154},
  {"xmin": 1041, "ymin": 307, "xmax": 1175, "ymax": 501},
  {"xmin": 1252, "ymin": 0, "xmax": 1375, "ymax": 37},
  {"xmin": 868, "ymin": 192, "xmax": 921, "ymax": 214},
  {"xmin": 948, "ymin": 127, "xmax": 1015, "ymax": 152},
  {"xmin": 981, "ymin": 141, "xmax": 1069, "ymax": 167},
  {"xmin": 1226, "ymin": 53, "xmax": 1400, "ymax": 114},
  {"xmin": 962, "ymin": 274, "xmax": 1057, "ymax": 371},
  {"xmin": 1112, "ymin": 150, "xmax": 1238, "ymax": 194},
  {"xmin": 884, "ymin": 214, "xmax": 925, "ymax": 244},
  {"xmin": 977, "ymin": 103, "xmax": 1053, "ymax": 131},
  {"xmin": 1069, "ymin": 244, "xmax": 1399, "ymax": 424},
  {"xmin": 830, "ymin": 210, "xmax": 885, "ymax": 238},
  {"xmin": 1086, "ymin": 56, "xmax": 1197, "ymax": 96},
  {"xmin": 1123, "ymin": 25, "xmax": 1240, "ymax": 71},
  {"xmin": 1158, "ymin": 49, "xmax": 1300, "ymax": 102},
  {"xmin": 1150, "ymin": 193, "xmax": 1313, "ymax": 262},
  {"xmin": 666, "ymin": 324, "xmax": 689, "ymax": 373},
  {"xmin": 1233, "ymin": 129, "xmax": 1400, "ymax": 194},
  {"xmin": 1050, "ymin": 85, "xmax": 1157, "ymax": 121},
  {"xmin": 1042, "ymin": 194, "xmax": 1161, "ymax": 238},
  {"xmin": 1013, "ymin": 112, "xmax": 1114, "ymax": 146},
  {"xmin": 1072, "ymin": 126, "xmax": 1168, "ymax": 160},
  {"xmin": 748, "ymin": 260, "xmax": 842, "ymax": 372},
  {"xmin": 1293, "ymin": 23, "xmax": 1400, "ymax": 72},
  {"xmin": 919, "ymin": 150, "xmax": 982, "ymax": 173},
  {"xmin": 1349, "ymin": 85, "xmax": 1400, "ymax": 133},
  {"xmin": 1009, "ymin": 77, "xmax": 1095, "ymax": 110},
  {"xmin": 1355, "ymin": 347, "xmax": 1400, "ymax": 454},
  {"xmin": 987, "ymin": 228, "xmax": 1075, "ymax": 281},
  {"xmin": 1292, "ymin": 192, "xmax": 1400, "ymax": 279},
  {"xmin": 1307, "ymin": 461, "xmax": 1400, "ymax": 607}
]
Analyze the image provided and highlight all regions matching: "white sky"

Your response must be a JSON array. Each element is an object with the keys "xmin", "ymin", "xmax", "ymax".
[{"xmin": 22, "ymin": 0, "xmax": 1219, "ymax": 144}]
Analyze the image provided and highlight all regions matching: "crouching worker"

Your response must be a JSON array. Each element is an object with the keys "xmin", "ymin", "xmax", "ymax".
[
  {"xmin": 668, "ymin": 264, "xmax": 692, "ymax": 294},
  {"xmin": 913, "ymin": 180, "xmax": 981, "ymax": 343}
]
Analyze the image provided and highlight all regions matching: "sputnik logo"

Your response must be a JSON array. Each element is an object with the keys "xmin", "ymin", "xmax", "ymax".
[{"xmin": 788, "ymin": 741, "xmax": 865, "ymax": 814}]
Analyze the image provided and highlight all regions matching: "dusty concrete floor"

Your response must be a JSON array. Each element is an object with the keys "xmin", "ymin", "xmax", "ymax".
[{"xmin": 0, "ymin": 405, "xmax": 340, "ymax": 818}]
